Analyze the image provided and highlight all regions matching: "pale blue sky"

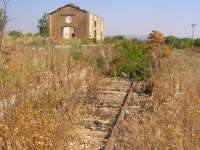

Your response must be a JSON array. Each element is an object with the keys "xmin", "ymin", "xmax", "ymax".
[{"xmin": 6, "ymin": 0, "xmax": 200, "ymax": 38}]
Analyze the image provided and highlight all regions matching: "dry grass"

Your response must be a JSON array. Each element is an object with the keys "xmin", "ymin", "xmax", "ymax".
[
  {"xmin": 3, "ymin": 35, "xmax": 200, "ymax": 150},
  {"xmin": 150, "ymin": 51, "xmax": 200, "ymax": 149},
  {"xmin": 0, "ymin": 38, "xmax": 101, "ymax": 149},
  {"xmin": 115, "ymin": 50, "xmax": 200, "ymax": 150},
  {"xmin": 82, "ymin": 44, "xmax": 121, "ymax": 76}
]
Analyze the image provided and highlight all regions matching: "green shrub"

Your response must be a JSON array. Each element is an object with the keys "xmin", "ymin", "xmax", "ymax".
[
  {"xmin": 165, "ymin": 36, "xmax": 192, "ymax": 49},
  {"xmin": 115, "ymin": 40, "xmax": 150, "ymax": 81},
  {"xmin": 178, "ymin": 38, "xmax": 192, "ymax": 48},
  {"xmin": 194, "ymin": 38, "xmax": 200, "ymax": 47},
  {"xmin": 165, "ymin": 36, "xmax": 179, "ymax": 48},
  {"xmin": 9, "ymin": 31, "xmax": 24, "ymax": 39}
]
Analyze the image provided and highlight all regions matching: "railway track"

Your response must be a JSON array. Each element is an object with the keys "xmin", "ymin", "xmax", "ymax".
[
  {"xmin": 79, "ymin": 78, "xmax": 135, "ymax": 150},
  {"xmin": 103, "ymin": 81, "xmax": 134, "ymax": 150},
  {"xmin": 1, "ymin": 77, "xmax": 146, "ymax": 149}
]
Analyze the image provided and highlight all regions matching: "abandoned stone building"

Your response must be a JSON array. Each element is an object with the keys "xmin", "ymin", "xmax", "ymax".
[{"xmin": 48, "ymin": 3, "xmax": 104, "ymax": 41}]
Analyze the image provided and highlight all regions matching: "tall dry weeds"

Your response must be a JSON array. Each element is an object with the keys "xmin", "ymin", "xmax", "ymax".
[
  {"xmin": 0, "ymin": 39, "xmax": 100, "ymax": 149},
  {"xmin": 115, "ymin": 50, "xmax": 200, "ymax": 150},
  {"xmin": 148, "ymin": 51, "xmax": 200, "ymax": 149},
  {"xmin": 148, "ymin": 30, "xmax": 172, "ymax": 61}
]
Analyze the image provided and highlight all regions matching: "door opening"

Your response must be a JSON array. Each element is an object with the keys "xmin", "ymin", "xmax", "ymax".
[{"xmin": 62, "ymin": 27, "xmax": 75, "ymax": 39}]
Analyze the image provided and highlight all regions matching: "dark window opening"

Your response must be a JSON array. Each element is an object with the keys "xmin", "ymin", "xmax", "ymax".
[
  {"xmin": 94, "ymin": 30, "xmax": 97, "ymax": 39},
  {"xmin": 94, "ymin": 21, "xmax": 97, "ymax": 28}
]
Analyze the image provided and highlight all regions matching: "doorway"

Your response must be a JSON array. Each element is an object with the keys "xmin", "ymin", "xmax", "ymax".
[{"xmin": 62, "ymin": 27, "xmax": 75, "ymax": 39}]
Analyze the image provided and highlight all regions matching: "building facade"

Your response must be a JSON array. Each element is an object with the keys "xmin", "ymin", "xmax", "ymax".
[{"xmin": 48, "ymin": 4, "xmax": 104, "ymax": 41}]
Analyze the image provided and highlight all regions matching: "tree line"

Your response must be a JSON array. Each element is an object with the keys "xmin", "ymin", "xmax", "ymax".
[{"xmin": 165, "ymin": 36, "xmax": 200, "ymax": 49}]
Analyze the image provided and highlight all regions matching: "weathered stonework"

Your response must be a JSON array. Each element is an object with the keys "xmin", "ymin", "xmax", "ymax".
[{"xmin": 48, "ymin": 4, "xmax": 104, "ymax": 41}]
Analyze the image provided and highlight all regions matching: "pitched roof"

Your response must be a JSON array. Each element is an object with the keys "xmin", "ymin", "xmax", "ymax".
[{"xmin": 48, "ymin": 3, "xmax": 88, "ymax": 15}]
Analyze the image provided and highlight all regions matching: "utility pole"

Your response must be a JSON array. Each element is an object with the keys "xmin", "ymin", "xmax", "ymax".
[{"xmin": 191, "ymin": 24, "xmax": 196, "ymax": 48}]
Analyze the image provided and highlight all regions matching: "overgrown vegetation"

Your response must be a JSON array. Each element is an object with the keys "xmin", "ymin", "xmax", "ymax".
[
  {"xmin": 147, "ymin": 51, "xmax": 200, "ymax": 150},
  {"xmin": 1, "ymin": 30, "xmax": 199, "ymax": 149},
  {"xmin": 7, "ymin": 35, "xmax": 151, "ymax": 81},
  {"xmin": 114, "ymin": 31, "xmax": 200, "ymax": 150},
  {"xmin": 98, "ymin": 38, "xmax": 150, "ymax": 80},
  {"xmin": 0, "ymin": 37, "xmax": 152, "ymax": 145},
  {"xmin": 115, "ymin": 40, "xmax": 149, "ymax": 80},
  {"xmin": 165, "ymin": 35, "xmax": 200, "ymax": 49},
  {"xmin": 8, "ymin": 30, "xmax": 23, "ymax": 39},
  {"xmin": 147, "ymin": 34, "xmax": 200, "ymax": 149},
  {"xmin": 115, "ymin": 50, "xmax": 200, "ymax": 150},
  {"xmin": 0, "ymin": 38, "xmax": 100, "ymax": 149}
]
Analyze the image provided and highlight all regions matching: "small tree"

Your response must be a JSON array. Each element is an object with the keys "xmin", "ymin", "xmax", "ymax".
[
  {"xmin": 165, "ymin": 35, "xmax": 179, "ymax": 48},
  {"xmin": 37, "ymin": 13, "xmax": 49, "ymax": 37}
]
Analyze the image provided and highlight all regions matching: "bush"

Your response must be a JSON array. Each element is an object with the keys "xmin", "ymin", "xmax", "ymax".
[
  {"xmin": 115, "ymin": 40, "xmax": 150, "ymax": 81},
  {"xmin": 165, "ymin": 36, "xmax": 193, "ymax": 49},
  {"xmin": 178, "ymin": 38, "xmax": 192, "ymax": 49},
  {"xmin": 194, "ymin": 38, "xmax": 200, "ymax": 47},
  {"xmin": 8, "ymin": 31, "xmax": 24, "ymax": 39},
  {"xmin": 165, "ymin": 36, "xmax": 179, "ymax": 48},
  {"xmin": 83, "ymin": 38, "xmax": 149, "ymax": 81}
]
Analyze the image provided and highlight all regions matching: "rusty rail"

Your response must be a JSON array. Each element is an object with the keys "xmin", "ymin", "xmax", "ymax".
[{"xmin": 103, "ymin": 81, "xmax": 134, "ymax": 150}]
